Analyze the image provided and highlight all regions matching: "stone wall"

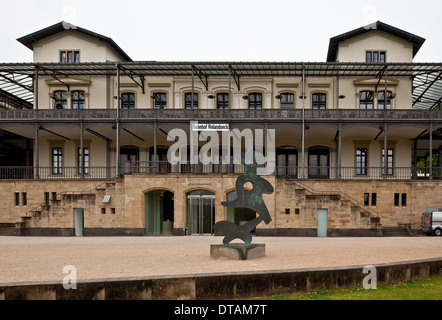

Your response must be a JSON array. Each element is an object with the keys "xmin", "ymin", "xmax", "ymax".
[
  {"xmin": 1, "ymin": 176, "xmax": 441, "ymax": 236},
  {"xmin": 2, "ymin": 258, "xmax": 442, "ymax": 300}
]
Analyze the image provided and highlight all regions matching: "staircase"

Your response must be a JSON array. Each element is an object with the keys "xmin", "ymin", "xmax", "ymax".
[
  {"xmin": 382, "ymin": 226, "xmax": 414, "ymax": 237},
  {"xmin": 16, "ymin": 179, "xmax": 118, "ymax": 233},
  {"xmin": 286, "ymin": 178, "xmax": 382, "ymax": 231}
]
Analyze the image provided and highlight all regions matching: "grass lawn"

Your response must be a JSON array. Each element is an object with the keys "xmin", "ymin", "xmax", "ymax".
[{"xmin": 265, "ymin": 275, "xmax": 442, "ymax": 300}]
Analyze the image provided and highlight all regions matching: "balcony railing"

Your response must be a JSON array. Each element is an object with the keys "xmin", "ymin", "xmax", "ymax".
[
  {"xmin": 0, "ymin": 166, "xmax": 116, "ymax": 180},
  {"xmin": 1, "ymin": 164, "xmax": 441, "ymax": 180},
  {"xmin": 1, "ymin": 108, "xmax": 441, "ymax": 122}
]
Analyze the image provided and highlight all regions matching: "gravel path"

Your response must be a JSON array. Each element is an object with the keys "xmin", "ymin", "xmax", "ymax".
[{"xmin": 0, "ymin": 236, "xmax": 441, "ymax": 285}]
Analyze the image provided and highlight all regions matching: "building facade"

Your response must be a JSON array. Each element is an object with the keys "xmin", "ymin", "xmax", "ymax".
[{"xmin": 0, "ymin": 21, "xmax": 441, "ymax": 237}]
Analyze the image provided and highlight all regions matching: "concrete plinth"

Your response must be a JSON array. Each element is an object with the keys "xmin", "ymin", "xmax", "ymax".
[{"xmin": 210, "ymin": 244, "xmax": 265, "ymax": 260}]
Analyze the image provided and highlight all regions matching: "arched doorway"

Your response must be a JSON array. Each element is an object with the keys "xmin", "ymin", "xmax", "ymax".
[
  {"xmin": 187, "ymin": 190, "xmax": 215, "ymax": 235},
  {"xmin": 145, "ymin": 190, "xmax": 174, "ymax": 235}
]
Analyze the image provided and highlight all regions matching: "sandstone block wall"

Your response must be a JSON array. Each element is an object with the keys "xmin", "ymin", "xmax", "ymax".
[{"xmin": 1, "ymin": 176, "xmax": 441, "ymax": 235}]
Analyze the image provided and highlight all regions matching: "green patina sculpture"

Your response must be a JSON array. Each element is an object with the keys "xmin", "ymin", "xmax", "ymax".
[{"xmin": 214, "ymin": 159, "xmax": 274, "ymax": 245}]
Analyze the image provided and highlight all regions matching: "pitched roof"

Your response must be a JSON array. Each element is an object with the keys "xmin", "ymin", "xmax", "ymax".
[
  {"xmin": 327, "ymin": 21, "xmax": 425, "ymax": 62},
  {"xmin": 17, "ymin": 21, "xmax": 132, "ymax": 62}
]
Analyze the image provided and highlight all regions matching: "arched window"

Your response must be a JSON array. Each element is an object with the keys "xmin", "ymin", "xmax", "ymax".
[
  {"xmin": 360, "ymin": 91, "xmax": 374, "ymax": 109},
  {"xmin": 217, "ymin": 93, "xmax": 229, "ymax": 109},
  {"xmin": 312, "ymin": 93, "xmax": 327, "ymax": 110},
  {"xmin": 121, "ymin": 92, "xmax": 135, "ymax": 109},
  {"xmin": 153, "ymin": 92, "xmax": 167, "ymax": 109},
  {"xmin": 378, "ymin": 91, "xmax": 392, "ymax": 109},
  {"xmin": 185, "ymin": 92, "xmax": 199, "ymax": 109},
  {"xmin": 72, "ymin": 90, "xmax": 85, "ymax": 109},
  {"xmin": 53, "ymin": 91, "xmax": 67, "ymax": 109},
  {"xmin": 280, "ymin": 93, "xmax": 294, "ymax": 109},
  {"xmin": 248, "ymin": 92, "xmax": 262, "ymax": 109}
]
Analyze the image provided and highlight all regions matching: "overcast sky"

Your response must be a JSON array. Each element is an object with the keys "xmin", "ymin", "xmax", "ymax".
[{"xmin": 1, "ymin": 0, "xmax": 441, "ymax": 63}]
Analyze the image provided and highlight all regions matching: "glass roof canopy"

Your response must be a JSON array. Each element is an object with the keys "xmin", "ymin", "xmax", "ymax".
[{"xmin": 1, "ymin": 61, "xmax": 441, "ymax": 109}]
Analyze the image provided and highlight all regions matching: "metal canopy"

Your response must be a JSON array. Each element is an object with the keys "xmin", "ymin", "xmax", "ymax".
[
  {"xmin": 1, "ymin": 62, "xmax": 442, "ymax": 109},
  {"xmin": 0, "ymin": 71, "xmax": 34, "ymax": 104},
  {"xmin": 413, "ymin": 71, "xmax": 442, "ymax": 110}
]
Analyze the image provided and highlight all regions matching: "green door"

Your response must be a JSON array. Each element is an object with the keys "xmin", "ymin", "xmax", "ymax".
[
  {"xmin": 317, "ymin": 209, "xmax": 328, "ymax": 237},
  {"xmin": 145, "ymin": 190, "xmax": 174, "ymax": 236},
  {"xmin": 74, "ymin": 208, "xmax": 84, "ymax": 237}
]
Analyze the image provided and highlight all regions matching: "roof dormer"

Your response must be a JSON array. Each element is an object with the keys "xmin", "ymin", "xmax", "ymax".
[
  {"xmin": 327, "ymin": 21, "xmax": 425, "ymax": 63},
  {"xmin": 17, "ymin": 21, "xmax": 132, "ymax": 63}
]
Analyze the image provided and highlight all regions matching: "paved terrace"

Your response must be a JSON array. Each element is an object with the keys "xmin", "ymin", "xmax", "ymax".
[{"xmin": 0, "ymin": 236, "xmax": 441, "ymax": 285}]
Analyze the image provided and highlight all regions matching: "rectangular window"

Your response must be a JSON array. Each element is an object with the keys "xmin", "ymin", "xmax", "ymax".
[
  {"xmin": 72, "ymin": 91, "xmax": 85, "ymax": 109},
  {"xmin": 394, "ymin": 193, "xmax": 400, "ymax": 207},
  {"xmin": 153, "ymin": 92, "xmax": 167, "ymax": 109},
  {"xmin": 52, "ymin": 147, "xmax": 63, "ymax": 175},
  {"xmin": 54, "ymin": 91, "xmax": 67, "ymax": 109},
  {"xmin": 248, "ymin": 93, "xmax": 263, "ymax": 110},
  {"xmin": 78, "ymin": 147, "xmax": 89, "ymax": 175},
  {"xmin": 52, "ymin": 192, "xmax": 57, "ymax": 201},
  {"xmin": 401, "ymin": 193, "xmax": 407, "ymax": 207},
  {"xmin": 22, "ymin": 192, "xmax": 27, "ymax": 206},
  {"xmin": 45, "ymin": 192, "xmax": 50, "ymax": 206},
  {"xmin": 312, "ymin": 93, "xmax": 326, "ymax": 110},
  {"xmin": 60, "ymin": 51, "xmax": 67, "ymax": 63},
  {"xmin": 366, "ymin": 52, "xmax": 372, "ymax": 63},
  {"xmin": 360, "ymin": 91, "xmax": 374, "ymax": 109},
  {"xmin": 217, "ymin": 93, "xmax": 230, "ymax": 109},
  {"xmin": 373, "ymin": 51, "xmax": 379, "ymax": 63},
  {"xmin": 122, "ymin": 92, "xmax": 135, "ymax": 109},
  {"xmin": 185, "ymin": 93, "xmax": 199, "ymax": 109},
  {"xmin": 356, "ymin": 148, "xmax": 368, "ymax": 175},
  {"xmin": 380, "ymin": 52, "xmax": 386, "ymax": 63},
  {"xmin": 366, "ymin": 51, "xmax": 386, "ymax": 63},
  {"xmin": 15, "ymin": 192, "xmax": 20, "ymax": 206},
  {"xmin": 378, "ymin": 91, "xmax": 392, "ymax": 110},
  {"xmin": 382, "ymin": 148, "xmax": 394, "ymax": 176},
  {"xmin": 371, "ymin": 193, "xmax": 377, "ymax": 207},
  {"xmin": 280, "ymin": 93, "xmax": 294, "ymax": 110},
  {"xmin": 67, "ymin": 51, "xmax": 73, "ymax": 63},
  {"xmin": 364, "ymin": 193, "xmax": 370, "ymax": 207},
  {"xmin": 60, "ymin": 50, "xmax": 80, "ymax": 63}
]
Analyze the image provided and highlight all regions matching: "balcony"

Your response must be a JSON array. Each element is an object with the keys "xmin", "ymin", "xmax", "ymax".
[
  {"xmin": 0, "ymin": 108, "xmax": 441, "ymax": 123},
  {"xmin": 1, "ymin": 164, "xmax": 441, "ymax": 181}
]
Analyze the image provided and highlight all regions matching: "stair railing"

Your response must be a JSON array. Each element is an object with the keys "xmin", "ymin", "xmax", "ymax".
[
  {"xmin": 286, "ymin": 177, "xmax": 381, "ymax": 219},
  {"xmin": 22, "ymin": 179, "xmax": 117, "ymax": 217}
]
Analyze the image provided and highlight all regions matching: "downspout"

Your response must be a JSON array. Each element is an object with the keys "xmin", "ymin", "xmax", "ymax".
[
  {"xmin": 116, "ymin": 63, "xmax": 121, "ymax": 178},
  {"xmin": 301, "ymin": 65, "xmax": 306, "ymax": 179},
  {"xmin": 34, "ymin": 65, "xmax": 40, "ymax": 179},
  {"xmin": 383, "ymin": 68, "xmax": 388, "ymax": 179}
]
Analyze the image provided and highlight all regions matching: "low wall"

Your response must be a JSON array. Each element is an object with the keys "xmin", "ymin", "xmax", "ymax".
[{"xmin": 1, "ymin": 258, "xmax": 442, "ymax": 300}]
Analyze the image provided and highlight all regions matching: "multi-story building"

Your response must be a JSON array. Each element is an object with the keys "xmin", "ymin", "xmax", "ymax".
[{"xmin": 0, "ymin": 21, "xmax": 441, "ymax": 237}]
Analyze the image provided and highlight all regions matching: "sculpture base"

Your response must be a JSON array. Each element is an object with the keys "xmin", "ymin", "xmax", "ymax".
[{"xmin": 210, "ymin": 244, "xmax": 265, "ymax": 260}]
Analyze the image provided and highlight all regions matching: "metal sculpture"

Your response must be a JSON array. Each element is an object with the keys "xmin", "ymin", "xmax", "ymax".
[{"xmin": 214, "ymin": 158, "xmax": 274, "ymax": 245}]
